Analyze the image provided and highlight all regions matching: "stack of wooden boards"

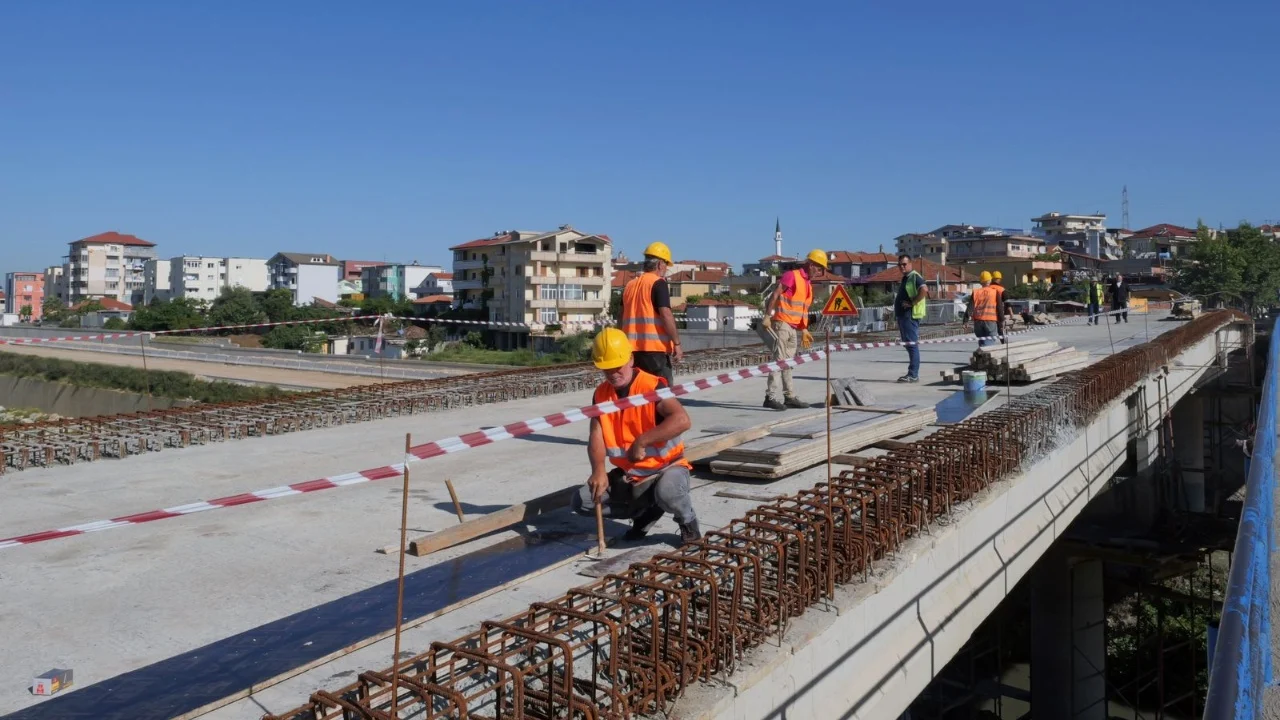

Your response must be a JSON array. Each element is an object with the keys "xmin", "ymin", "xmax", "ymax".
[
  {"xmin": 707, "ymin": 404, "xmax": 935, "ymax": 479},
  {"xmin": 969, "ymin": 338, "xmax": 1090, "ymax": 382}
]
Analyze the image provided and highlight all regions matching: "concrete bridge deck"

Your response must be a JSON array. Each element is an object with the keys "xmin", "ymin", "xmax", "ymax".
[{"xmin": 0, "ymin": 313, "xmax": 1223, "ymax": 719}]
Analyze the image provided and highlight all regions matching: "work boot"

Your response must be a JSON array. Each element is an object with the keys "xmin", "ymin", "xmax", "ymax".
[
  {"xmin": 678, "ymin": 520, "xmax": 702, "ymax": 544},
  {"xmin": 783, "ymin": 396, "xmax": 808, "ymax": 409},
  {"xmin": 623, "ymin": 505, "xmax": 664, "ymax": 542},
  {"xmin": 763, "ymin": 397, "xmax": 786, "ymax": 411},
  {"xmin": 896, "ymin": 375, "xmax": 919, "ymax": 383}
]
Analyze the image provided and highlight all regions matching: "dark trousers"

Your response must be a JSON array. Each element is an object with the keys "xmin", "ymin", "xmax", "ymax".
[
  {"xmin": 1112, "ymin": 303, "xmax": 1128, "ymax": 323},
  {"xmin": 633, "ymin": 351, "xmax": 674, "ymax": 386},
  {"xmin": 571, "ymin": 466, "xmax": 696, "ymax": 525},
  {"xmin": 1089, "ymin": 302, "xmax": 1101, "ymax": 324},
  {"xmin": 896, "ymin": 312, "xmax": 920, "ymax": 378}
]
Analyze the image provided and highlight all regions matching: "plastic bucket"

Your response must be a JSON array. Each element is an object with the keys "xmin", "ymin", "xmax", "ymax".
[{"xmin": 962, "ymin": 370, "xmax": 987, "ymax": 393}]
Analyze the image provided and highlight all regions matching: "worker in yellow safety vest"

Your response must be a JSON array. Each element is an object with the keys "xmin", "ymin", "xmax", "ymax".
[
  {"xmin": 969, "ymin": 271, "xmax": 1003, "ymax": 348},
  {"xmin": 1087, "ymin": 276, "xmax": 1105, "ymax": 325},
  {"xmin": 758, "ymin": 249, "xmax": 827, "ymax": 410},
  {"xmin": 571, "ymin": 328, "xmax": 701, "ymax": 543},
  {"xmin": 620, "ymin": 241, "xmax": 682, "ymax": 385}
]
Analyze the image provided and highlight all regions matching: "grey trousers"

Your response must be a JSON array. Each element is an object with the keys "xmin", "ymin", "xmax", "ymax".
[
  {"xmin": 572, "ymin": 465, "xmax": 696, "ymax": 526},
  {"xmin": 757, "ymin": 321, "xmax": 798, "ymax": 401}
]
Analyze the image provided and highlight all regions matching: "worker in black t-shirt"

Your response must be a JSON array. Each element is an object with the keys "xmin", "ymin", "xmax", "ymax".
[{"xmin": 620, "ymin": 242, "xmax": 683, "ymax": 385}]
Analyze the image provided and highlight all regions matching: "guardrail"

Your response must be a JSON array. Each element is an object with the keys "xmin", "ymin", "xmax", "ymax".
[{"xmin": 1204, "ymin": 324, "xmax": 1277, "ymax": 718}]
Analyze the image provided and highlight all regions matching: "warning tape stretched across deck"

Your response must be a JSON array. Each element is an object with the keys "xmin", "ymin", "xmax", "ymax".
[{"xmin": 0, "ymin": 311, "xmax": 1132, "ymax": 553}]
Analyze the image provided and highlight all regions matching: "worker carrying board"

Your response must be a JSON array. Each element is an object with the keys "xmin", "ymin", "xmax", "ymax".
[{"xmin": 571, "ymin": 328, "xmax": 702, "ymax": 543}]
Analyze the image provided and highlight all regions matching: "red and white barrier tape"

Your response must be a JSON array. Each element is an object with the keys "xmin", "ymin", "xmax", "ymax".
[{"xmin": 0, "ymin": 312, "xmax": 1129, "ymax": 552}]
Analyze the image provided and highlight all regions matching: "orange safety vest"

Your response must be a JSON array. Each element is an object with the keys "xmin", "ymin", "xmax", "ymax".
[
  {"xmin": 622, "ymin": 273, "xmax": 672, "ymax": 353},
  {"xmin": 594, "ymin": 370, "xmax": 691, "ymax": 481},
  {"xmin": 971, "ymin": 285, "xmax": 1000, "ymax": 322},
  {"xmin": 772, "ymin": 269, "xmax": 812, "ymax": 329}
]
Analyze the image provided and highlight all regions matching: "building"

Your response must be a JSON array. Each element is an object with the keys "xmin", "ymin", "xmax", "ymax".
[
  {"xmin": 1123, "ymin": 223, "xmax": 1199, "ymax": 257},
  {"xmin": 742, "ymin": 255, "xmax": 798, "ymax": 276},
  {"xmin": 143, "ymin": 259, "xmax": 172, "ymax": 305},
  {"xmin": 3, "ymin": 272, "xmax": 44, "ymax": 320},
  {"xmin": 43, "ymin": 266, "xmax": 67, "ymax": 305},
  {"xmin": 666, "ymin": 270, "xmax": 728, "ymax": 302},
  {"xmin": 947, "ymin": 234, "xmax": 1048, "ymax": 261},
  {"xmin": 827, "ymin": 251, "xmax": 894, "ymax": 280},
  {"xmin": 65, "ymin": 231, "xmax": 158, "ymax": 306},
  {"xmin": 1031, "ymin": 212, "xmax": 1121, "ymax": 259},
  {"xmin": 449, "ymin": 225, "xmax": 611, "ymax": 348},
  {"xmin": 415, "ymin": 272, "xmax": 454, "ymax": 298},
  {"xmin": 74, "ymin": 297, "xmax": 133, "ymax": 328},
  {"xmin": 894, "ymin": 234, "xmax": 949, "ymax": 263},
  {"xmin": 267, "ymin": 253, "xmax": 341, "ymax": 306},
  {"xmin": 412, "ymin": 294, "xmax": 454, "ymax": 316},
  {"xmin": 684, "ymin": 298, "xmax": 757, "ymax": 331},
  {"xmin": 855, "ymin": 258, "xmax": 976, "ymax": 299},
  {"xmin": 341, "ymin": 260, "xmax": 384, "ymax": 282},
  {"xmin": 360, "ymin": 263, "xmax": 443, "ymax": 300},
  {"xmin": 165, "ymin": 256, "xmax": 269, "ymax": 303}
]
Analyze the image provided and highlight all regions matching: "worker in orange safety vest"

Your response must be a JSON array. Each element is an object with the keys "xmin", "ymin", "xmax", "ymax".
[
  {"xmin": 757, "ymin": 249, "xmax": 827, "ymax": 411},
  {"xmin": 571, "ymin": 328, "xmax": 701, "ymax": 543},
  {"xmin": 620, "ymin": 241, "xmax": 682, "ymax": 385},
  {"xmin": 968, "ymin": 271, "xmax": 1005, "ymax": 348}
]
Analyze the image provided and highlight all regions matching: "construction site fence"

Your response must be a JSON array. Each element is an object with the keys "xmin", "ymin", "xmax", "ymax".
[
  {"xmin": 268, "ymin": 310, "xmax": 1249, "ymax": 720},
  {"xmin": 1203, "ymin": 321, "xmax": 1277, "ymax": 720}
]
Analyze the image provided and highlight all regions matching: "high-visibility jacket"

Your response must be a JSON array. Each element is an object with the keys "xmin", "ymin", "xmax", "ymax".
[
  {"xmin": 970, "ymin": 285, "xmax": 1000, "ymax": 322},
  {"xmin": 1089, "ymin": 283, "xmax": 1104, "ymax": 304},
  {"xmin": 992, "ymin": 282, "xmax": 1006, "ymax": 309},
  {"xmin": 903, "ymin": 271, "xmax": 927, "ymax": 320},
  {"xmin": 594, "ymin": 370, "xmax": 691, "ymax": 481},
  {"xmin": 772, "ymin": 269, "xmax": 812, "ymax": 329},
  {"xmin": 621, "ymin": 273, "xmax": 671, "ymax": 353}
]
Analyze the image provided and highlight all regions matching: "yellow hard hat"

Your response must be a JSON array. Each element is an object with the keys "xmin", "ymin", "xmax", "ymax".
[
  {"xmin": 992, "ymin": 270, "xmax": 1003, "ymax": 280},
  {"xmin": 980, "ymin": 270, "xmax": 993, "ymax": 284},
  {"xmin": 806, "ymin": 249, "xmax": 829, "ymax": 269},
  {"xmin": 643, "ymin": 241, "xmax": 673, "ymax": 264},
  {"xmin": 592, "ymin": 327, "xmax": 633, "ymax": 370}
]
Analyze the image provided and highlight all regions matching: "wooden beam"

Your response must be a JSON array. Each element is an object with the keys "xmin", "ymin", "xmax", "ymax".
[
  {"xmin": 830, "ymin": 453, "xmax": 872, "ymax": 466},
  {"xmin": 873, "ymin": 439, "xmax": 912, "ymax": 451},
  {"xmin": 713, "ymin": 490, "xmax": 784, "ymax": 502},
  {"xmin": 686, "ymin": 408, "xmax": 829, "ymax": 464},
  {"xmin": 405, "ymin": 485, "xmax": 575, "ymax": 556}
]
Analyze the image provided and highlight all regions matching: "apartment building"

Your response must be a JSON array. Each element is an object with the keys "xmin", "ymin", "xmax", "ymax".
[
  {"xmin": 449, "ymin": 225, "xmax": 611, "ymax": 348},
  {"xmin": 341, "ymin": 260, "xmax": 384, "ymax": 282},
  {"xmin": 65, "ymin": 231, "xmax": 158, "ymax": 306},
  {"xmin": 418, "ymin": 272, "xmax": 453, "ymax": 297},
  {"xmin": 1031, "ymin": 212, "xmax": 1122, "ymax": 259},
  {"xmin": 1123, "ymin": 223, "xmax": 1199, "ymax": 257},
  {"xmin": 4, "ymin": 272, "xmax": 44, "ymax": 320},
  {"xmin": 360, "ymin": 263, "xmax": 442, "ymax": 300},
  {"xmin": 947, "ymin": 234, "xmax": 1047, "ymax": 260},
  {"xmin": 143, "ymin": 259, "xmax": 172, "ymax": 305},
  {"xmin": 43, "ymin": 266, "xmax": 66, "ymax": 305},
  {"xmin": 162, "ymin": 256, "xmax": 269, "ymax": 303},
  {"xmin": 267, "ymin": 252, "xmax": 340, "ymax": 306}
]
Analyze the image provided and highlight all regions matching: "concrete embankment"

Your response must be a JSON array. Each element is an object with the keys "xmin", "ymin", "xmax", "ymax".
[{"xmin": 0, "ymin": 375, "xmax": 191, "ymax": 417}]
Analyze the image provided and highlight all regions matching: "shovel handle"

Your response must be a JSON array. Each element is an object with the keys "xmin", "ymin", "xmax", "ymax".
[{"xmin": 594, "ymin": 502, "xmax": 606, "ymax": 555}]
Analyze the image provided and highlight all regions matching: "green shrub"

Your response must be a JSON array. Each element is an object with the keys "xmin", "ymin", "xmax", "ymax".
[{"xmin": 0, "ymin": 351, "xmax": 290, "ymax": 403}]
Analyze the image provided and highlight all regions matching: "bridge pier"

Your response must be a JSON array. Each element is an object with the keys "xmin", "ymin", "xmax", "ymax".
[
  {"xmin": 1031, "ymin": 550, "xmax": 1107, "ymax": 720},
  {"xmin": 1172, "ymin": 395, "xmax": 1205, "ymax": 512}
]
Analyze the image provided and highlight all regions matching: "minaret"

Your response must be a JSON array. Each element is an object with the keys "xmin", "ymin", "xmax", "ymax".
[{"xmin": 774, "ymin": 218, "xmax": 783, "ymax": 257}]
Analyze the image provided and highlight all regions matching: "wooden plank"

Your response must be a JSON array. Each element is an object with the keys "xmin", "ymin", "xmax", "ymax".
[
  {"xmin": 406, "ymin": 485, "xmax": 576, "ymax": 556},
  {"xmin": 873, "ymin": 439, "xmax": 912, "ymax": 451},
  {"xmin": 830, "ymin": 453, "xmax": 872, "ymax": 466}
]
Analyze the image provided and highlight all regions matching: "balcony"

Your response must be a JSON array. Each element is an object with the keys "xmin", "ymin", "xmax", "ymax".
[
  {"xmin": 451, "ymin": 279, "xmax": 484, "ymax": 291},
  {"xmin": 526, "ymin": 274, "xmax": 607, "ymax": 286},
  {"xmin": 528, "ymin": 251, "xmax": 605, "ymax": 264},
  {"xmin": 529, "ymin": 298, "xmax": 603, "ymax": 310},
  {"xmin": 453, "ymin": 259, "xmax": 487, "ymax": 271}
]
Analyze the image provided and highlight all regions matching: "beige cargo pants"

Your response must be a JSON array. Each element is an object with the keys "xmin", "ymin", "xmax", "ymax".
[{"xmin": 757, "ymin": 320, "xmax": 798, "ymax": 401}]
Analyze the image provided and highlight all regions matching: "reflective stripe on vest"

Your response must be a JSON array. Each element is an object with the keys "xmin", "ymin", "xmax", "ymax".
[
  {"xmin": 622, "ymin": 273, "xmax": 671, "ymax": 353},
  {"xmin": 772, "ymin": 269, "xmax": 812, "ymax": 329},
  {"xmin": 594, "ymin": 370, "xmax": 691, "ymax": 480},
  {"xmin": 971, "ymin": 286, "xmax": 999, "ymax": 322}
]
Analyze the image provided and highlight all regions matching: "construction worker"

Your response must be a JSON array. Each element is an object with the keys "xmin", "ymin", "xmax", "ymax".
[
  {"xmin": 1087, "ymin": 275, "xmax": 1105, "ymax": 325},
  {"xmin": 758, "ymin": 249, "xmax": 827, "ymax": 410},
  {"xmin": 969, "ymin": 271, "xmax": 1002, "ymax": 348},
  {"xmin": 1109, "ymin": 274, "xmax": 1130, "ymax": 323},
  {"xmin": 991, "ymin": 270, "xmax": 1009, "ymax": 342},
  {"xmin": 571, "ymin": 328, "xmax": 701, "ymax": 543},
  {"xmin": 620, "ymin": 241, "xmax": 682, "ymax": 385},
  {"xmin": 895, "ymin": 254, "xmax": 929, "ymax": 382}
]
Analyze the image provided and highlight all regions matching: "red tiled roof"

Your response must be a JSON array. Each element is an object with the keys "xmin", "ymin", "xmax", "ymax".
[
  {"xmin": 1126, "ymin": 223, "xmax": 1197, "ymax": 240},
  {"xmin": 667, "ymin": 270, "xmax": 728, "ymax": 283},
  {"xmin": 75, "ymin": 298, "xmax": 133, "ymax": 312},
  {"xmin": 449, "ymin": 233, "xmax": 515, "ymax": 251},
  {"xmin": 430, "ymin": 272, "xmax": 454, "ymax": 279},
  {"xmin": 692, "ymin": 298, "xmax": 752, "ymax": 307},
  {"xmin": 678, "ymin": 260, "xmax": 732, "ymax": 270},
  {"xmin": 757, "ymin": 254, "xmax": 797, "ymax": 262},
  {"xmin": 828, "ymin": 251, "xmax": 894, "ymax": 265},
  {"xmin": 70, "ymin": 231, "xmax": 155, "ymax": 247},
  {"xmin": 857, "ymin": 258, "xmax": 972, "ymax": 285},
  {"xmin": 809, "ymin": 268, "xmax": 851, "ymax": 285},
  {"xmin": 413, "ymin": 294, "xmax": 453, "ymax": 304},
  {"xmin": 612, "ymin": 270, "xmax": 640, "ymax": 289}
]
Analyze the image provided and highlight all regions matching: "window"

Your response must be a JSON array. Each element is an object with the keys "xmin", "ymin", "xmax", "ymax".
[
  {"xmin": 105, "ymin": 268, "xmax": 120, "ymax": 278},
  {"xmin": 573, "ymin": 243, "xmax": 597, "ymax": 254},
  {"xmin": 515, "ymin": 264, "xmax": 522, "ymax": 275},
  {"xmin": 539, "ymin": 308, "xmax": 558, "ymax": 324},
  {"xmin": 539, "ymin": 284, "xmax": 584, "ymax": 300},
  {"xmin": 593, "ymin": 267, "xmax": 602, "ymax": 277},
  {"xmin": 207, "ymin": 263, "xmax": 215, "ymax": 269}
]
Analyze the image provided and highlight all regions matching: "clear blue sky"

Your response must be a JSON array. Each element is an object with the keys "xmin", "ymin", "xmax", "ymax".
[{"xmin": 2, "ymin": 0, "xmax": 1277, "ymax": 274}]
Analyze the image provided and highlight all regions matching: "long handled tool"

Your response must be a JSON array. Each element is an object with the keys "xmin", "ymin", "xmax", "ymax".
[{"xmin": 594, "ymin": 502, "xmax": 606, "ymax": 556}]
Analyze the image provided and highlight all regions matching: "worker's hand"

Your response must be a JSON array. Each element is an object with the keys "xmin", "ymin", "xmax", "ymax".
[
  {"xmin": 626, "ymin": 439, "xmax": 648, "ymax": 463},
  {"xmin": 759, "ymin": 316, "xmax": 773, "ymax": 332},
  {"xmin": 671, "ymin": 344, "xmax": 684, "ymax": 363},
  {"xmin": 589, "ymin": 471, "xmax": 609, "ymax": 503},
  {"xmin": 800, "ymin": 330, "xmax": 813, "ymax": 349}
]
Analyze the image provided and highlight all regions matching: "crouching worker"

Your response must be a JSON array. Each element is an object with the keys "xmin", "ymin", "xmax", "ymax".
[{"xmin": 571, "ymin": 327, "xmax": 702, "ymax": 543}]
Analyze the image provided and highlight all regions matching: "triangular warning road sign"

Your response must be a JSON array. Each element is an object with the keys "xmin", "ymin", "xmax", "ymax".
[{"xmin": 821, "ymin": 285, "xmax": 859, "ymax": 316}]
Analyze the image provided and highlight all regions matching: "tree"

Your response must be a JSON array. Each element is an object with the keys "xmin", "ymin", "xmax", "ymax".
[
  {"xmin": 608, "ymin": 292, "xmax": 623, "ymax": 320},
  {"xmin": 41, "ymin": 297, "xmax": 69, "ymax": 324},
  {"xmin": 208, "ymin": 287, "xmax": 266, "ymax": 329},
  {"xmin": 130, "ymin": 297, "xmax": 207, "ymax": 332},
  {"xmin": 1228, "ymin": 223, "xmax": 1280, "ymax": 313},
  {"xmin": 103, "ymin": 317, "xmax": 127, "ymax": 330},
  {"xmin": 1174, "ymin": 223, "xmax": 1247, "ymax": 306},
  {"xmin": 262, "ymin": 324, "xmax": 322, "ymax": 352},
  {"xmin": 18, "ymin": 304, "xmax": 32, "ymax": 322},
  {"xmin": 259, "ymin": 288, "xmax": 297, "ymax": 323}
]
